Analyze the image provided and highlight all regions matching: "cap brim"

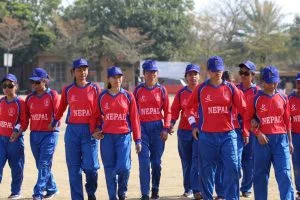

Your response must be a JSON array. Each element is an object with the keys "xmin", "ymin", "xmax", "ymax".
[
  {"xmin": 264, "ymin": 78, "xmax": 281, "ymax": 84},
  {"xmin": 29, "ymin": 77, "xmax": 42, "ymax": 81},
  {"xmin": 2, "ymin": 78, "xmax": 16, "ymax": 83},
  {"xmin": 186, "ymin": 69, "xmax": 200, "ymax": 74},
  {"xmin": 73, "ymin": 65, "xmax": 88, "ymax": 69},
  {"xmin": 108, "ymin": 73, "xmax": 123, "ymax": 77}
]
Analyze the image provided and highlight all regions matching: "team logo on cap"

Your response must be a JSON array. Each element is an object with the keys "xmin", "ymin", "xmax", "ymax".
[
  {"xmin": 260, "ymin": 104, "xmax": 267, "ymax": 112},
  {"xmin": 215, "ymin": 60, "xmax": 220, "ymax": 66},
  {"xmin": 205, "ymin": 95, "xmax": 212, "ymax": 102},
  {"xmin": 8, "ymin": 108, "xmax": 15, "ymax": 116}
]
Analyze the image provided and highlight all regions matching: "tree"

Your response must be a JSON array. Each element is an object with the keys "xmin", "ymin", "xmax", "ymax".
[
  {"xmin": 0, "ymin": 16, "xmax": 30, "ymax": 52},
  {"xmin": 287, "ymin": 15, "xmax": 300, "ymax": 68},
  {"xmin": 240, "ymin": 0, "xmax": 288, "ymax": 65},
  {"xmin": 63, "ymin": 0, "xmax": 194, "ymax": 61}
]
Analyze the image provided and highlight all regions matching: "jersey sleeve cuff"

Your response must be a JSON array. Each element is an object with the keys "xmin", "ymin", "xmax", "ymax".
[
  {"xmin": 51, "ymin": 119, "xmax": 59, "ymax": 128},
  {"xmin": 135, "ymin": 139, "xmax": 142, "ymax": 144},
  {"xmin": 191, "ymin": 123, "xmax": 197, "ymax": 130}
]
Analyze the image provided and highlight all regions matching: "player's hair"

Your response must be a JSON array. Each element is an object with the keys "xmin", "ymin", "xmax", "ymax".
[{"xmin": 107, "ymin": 82, "xmax": 112, "ymax": 89}]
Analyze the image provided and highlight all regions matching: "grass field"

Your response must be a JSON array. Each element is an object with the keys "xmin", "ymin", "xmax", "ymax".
[{"xmin": 0, "ymin": 95, "xmax": 289, "ymax": 199}]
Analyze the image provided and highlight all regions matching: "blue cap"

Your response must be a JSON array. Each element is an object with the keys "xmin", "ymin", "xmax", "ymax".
[
  {"xmin": 261, "ymin": 66, "xmax": 280, "ymax": 84},
  {"xmin": 29, "ymin": 68, "xmax": 49, "ymax": 81},
  {"xmin": 73, "ymin": 58, "xmax": 88, "ymax": 69},
  {"xmin": 296, "ymin": 73, "xmax": 300, "ymax": 81},
  {"xmin": 239, "ymin": 60, "xmax": 256, "ymax": 71},
  {"xmin": 107, "ymin": 66, "xmax": 123, "ymax": 77},
  {"xmin": 2, "ymin": 73, "xmax": 17, "ymax": 83},
  {"xmin": 142, "ymin": 60, "xmax": 158, "ymax": 71},
  {"xmin": 185, "ymin": 64, "xmax": 200, "ymax": 74},
  {"xmin": 207, "ymin": 56, "xmax": 225, "ymax": 72}
]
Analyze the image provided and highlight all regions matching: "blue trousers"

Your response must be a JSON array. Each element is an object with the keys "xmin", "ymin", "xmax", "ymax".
[
  {"xmin": 240, "ymin": 133, "xmax": 254, "ymax": 193},
  {"xmin": 30, "ymin": 131, "xmax": 58, "ymax": 198},
  {"xmin": 177, "ymin": 129, "xmax": 200, "ymax": 194},
  {"xmin": 198, "ymin": 131, "xmax": 239, "ymax": 200},
  {"xmin": 0, "ymin": 135, "xmax": 24, "ymax": 195},
  {"xmin": 138, "ymin": 120, "xmax": 165, "ymax": 195},
  {"xmin": 253, "ymin": 134, "xmax": 294, "ymax": 200},
  {"xmin": 292, "ymin": 133, "xmax": 300, "ymax": 192},
  {"xmin": 215, "ymin": 129, "xmax": 243, "ymax": 198},
  {"xmin": 100, "ymin": 133, "xmax": 132, "ymax": 200},
  {"xmin": 65, "ymin": 124, "xmax": 100, "ymax": 200}
]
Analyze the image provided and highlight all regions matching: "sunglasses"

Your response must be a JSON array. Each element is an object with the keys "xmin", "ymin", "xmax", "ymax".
[
  {"xmin": 239, "ymin": 70, "xmax": 250, "ymax": 76},
  {"xmin": 30, "ymin": 80, "xmax": 41, "ymax": 85},
  {"xmin": 2, "ymin": 83, "xmax": 15, "ymax": 89}
]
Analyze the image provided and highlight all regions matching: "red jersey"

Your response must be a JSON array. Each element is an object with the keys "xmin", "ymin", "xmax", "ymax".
[
  {"xmin": 171, "ymin": 86, "xmax": 198, "ymax": 130},
  {"xmin": 90, "ymin": 88, "xmax": 141, "ymax": 141},
  {"xmin": 232, "ymin": 83, "xmax": 259, "ymax": 129},
  {"xmin": 288, "ymin": 91, "xmax": 300, "ymax": 133},
  {"xmin": 54, "ymin": 82, "xmax": 100, "ymax": 125},
  {"xmin": 245, "ymin": 91, "xmax": 290, "ymax": 135},
  {"xmin": 26, "ymin": 88, "xmax": 60, "ymax": 131},
  {"xmin": 186, "ymin": 80, "xmax": 248, "ymax": 136},
  {"xmin": 134, "ymin": 83, "xmax": 171, "ymax": 129},
  {"xmin": 0, "ymin": 96, "xmax": 28, "ymax": 137}
]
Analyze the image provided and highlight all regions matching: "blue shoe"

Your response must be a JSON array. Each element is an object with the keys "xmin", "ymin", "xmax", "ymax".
[{"xmin": 140, "ymin": 194, "xmax": 150, "ymax": 200}]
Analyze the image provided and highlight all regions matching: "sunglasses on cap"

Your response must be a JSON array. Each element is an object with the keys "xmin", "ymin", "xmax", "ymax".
[
  {"xmin": 239, "ymin": 70, "xmax": 250, "ymax": 76},
  {"xmin": 2, "ymin": 83, "xmax": 15, "ymax": 89},
  {"xmin": 30, "ymin": 80, "xmax": 41, "ymax": 85}
]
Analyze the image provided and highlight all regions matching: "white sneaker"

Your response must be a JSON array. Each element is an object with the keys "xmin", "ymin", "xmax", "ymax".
[{"xmin": 8, "ymin": 194, "xmax": 22, "ymax": 199}]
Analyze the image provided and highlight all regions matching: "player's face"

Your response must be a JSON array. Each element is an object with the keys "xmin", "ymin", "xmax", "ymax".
[
  {"xmin": 296, "ymin": 80, "xmax": 300, "ymax": 92},
  {"xmin": 74, "ymin": 66, "xmax": 88, "ymax": 81},
  {"xmin": 144, "ymin": 70, "xmax": 158, "ymax": 84},
  {"xmin": 208, "ymin": 70, "xmax": 223, "ymax": 81},
  {"xmin": 2, "ymin": 80, "xmax": 17, "ymax": 96},
  {"xmin": 186, "ymin": 71, "xmax": 200, "ymax": 86},
  {"xmin": 239, "ymin": 67, "xmax": 253, "ymax": 84},
  {"xmin": 263, "ymin": 81, "xmax": 278, "ymax": 93},
  {"xmin": 30, "ymin": 79, "xmax": 46, "ymax": 92},
  {"xmin": 109, "ymin": 75, "xmax": 123, "ymax": 88}
]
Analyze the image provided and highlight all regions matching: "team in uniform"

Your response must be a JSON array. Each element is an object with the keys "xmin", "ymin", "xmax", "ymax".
[{"xmin": 0, "ymin": 57, "xmax": 299, "ymax": 200}]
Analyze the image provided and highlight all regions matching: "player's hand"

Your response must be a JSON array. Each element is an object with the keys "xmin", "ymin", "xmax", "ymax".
[
  {"xmin": 135, "ymin": 143, "xmax": 142, "ymax": 154},
  {"xmin": 250, "ymin": 118, "xmax": 259, "ymax": 132},
  {"xmin": 169, "ymin": 124, "xmax": 175, "ymax": 135},
  {"xmin": 10, "ymin": 131, "xmax": 21, "ymax": 142},
  {"xmin": 243, "ymin": 136, "xmax": 249, "ymax": 145},
  {"xmin": 257, "ymin": 133, "xmax": 268, "ymax": 145},
  {"xmin": 92, "ymin": 129, "xmax": 104, "ymax": 140},
  {"xmin": 192, "ymin": 128, "xmax": 200, "ymax": 140},
  {"xmin": 289, "ymin": 142, "xmax": 294, "ymax": 154},
  {"xmin": 160, "ymin": 130, "xmax": 168, "ymax": 141}
]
